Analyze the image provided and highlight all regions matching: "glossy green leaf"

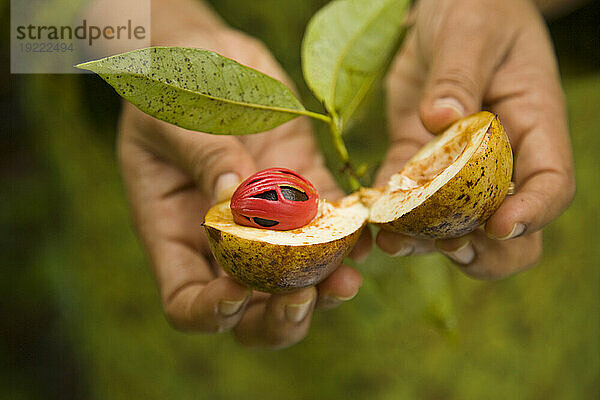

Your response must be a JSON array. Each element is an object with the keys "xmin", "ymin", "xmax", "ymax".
[
  {"xmin": 302, "ymin": 0, "xmax": 410, "ymax": 126},
  {"xmin": 77, "ymin": 47, "xmax": 319, "ymax": 135}
]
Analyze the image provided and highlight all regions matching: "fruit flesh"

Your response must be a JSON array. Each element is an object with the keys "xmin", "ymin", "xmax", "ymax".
[
  {"xmin": 397, "ymin": 132, "xmax": 468, "ymax": 186},
  {"xmin": 208, "ymin": 196, "xmax": 367, "ymax": 245}
]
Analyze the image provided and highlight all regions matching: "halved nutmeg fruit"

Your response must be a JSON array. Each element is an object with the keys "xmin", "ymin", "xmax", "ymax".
[
  {"xmin": 204, "ymin": 111, "xmax": 513, "ymax": 292},
  {"xmin": 365, "ymin": 111, "xmax": 513, "ymax": 239},
  {"xmin": 204, "ymin": 194, "xmax": 368, "ymax": 293}
]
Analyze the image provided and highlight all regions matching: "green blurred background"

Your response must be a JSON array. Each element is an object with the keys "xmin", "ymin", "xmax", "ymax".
[{"xmin": 3, "ymin": 1, "xmax": 599, "ymax": 399}]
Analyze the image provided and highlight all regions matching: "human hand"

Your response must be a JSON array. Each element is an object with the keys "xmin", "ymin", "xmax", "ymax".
[
  {"xmin": 118, "ymin": 27, "xmax": 370, "ymax": 348},
  {"xmin": 376, "ymin": 0, "xmax": 575, "ymax": 279}
]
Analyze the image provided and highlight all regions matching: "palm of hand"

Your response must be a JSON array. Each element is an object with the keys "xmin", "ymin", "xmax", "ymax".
[{"xmin": 376, "ymin": 0, "xmax": 574, "ymax": 278}]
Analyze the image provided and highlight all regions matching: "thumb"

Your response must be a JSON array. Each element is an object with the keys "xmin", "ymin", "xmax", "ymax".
[
  {"xmin": 419, "ymin": 9, "xmax": 510, "ymax": 133},
  {"xmin": 181, "ymin": 134, "xmax": 257, "ymax": 203},
  {"xmin": 151, "ymin": 120, "xmax": 257, "ymax": 202}
]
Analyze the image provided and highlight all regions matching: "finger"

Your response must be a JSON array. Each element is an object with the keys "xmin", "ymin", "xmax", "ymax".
[
  {"xmin": 315, "ymin": 265, "xmax": 362, "ymax": 310},
  {"xmin": 485, "ymin": 166, "xmax": 575, "ymax": 240},
  {"xmin": 166, "ymin": 129, "xmax": 256, "ymax": 203},
  {"xmin": 129, "ymin": 102, "xmax": 258, "ymax": 202},
  {"xmin": 483, "ymin": 23, "xmax": 575, "ymax": 239},
  {"xmin": 374, "ymin": 131, "xmax": 426, "ymax": 188},
  {"xmin": 436, "ymin": 230, "xmax": 542, "ymax": 280},
  {"xmin": 418, "ymin": 2, "xmax": 515, "ymax": 133},
  {"xmin": 242, "ymin": 116, "xmax": 344, "ymax": 200},
  {"xmin": 118, "ymin": 124, "xmax": 251, "ymax": 333},
  {"xmin": 165, "ymin": 275, "xmax": 251, "ymax": 333},
  {"xmin": 234, "ymin": 287, "xmax": 317, "ymax": 349},
  {"xmin": 348, "ymin": 228, "xmax": 373, "ymax": 263},
  {"xmin": 378, "ymin": 33, "xmax": 432, "ymax": 187},
  {"xmin": 376, "ymin": 230, "xmax": 436, "ymax": 257}
]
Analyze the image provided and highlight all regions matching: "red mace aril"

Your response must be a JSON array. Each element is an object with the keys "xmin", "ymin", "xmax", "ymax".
[{"xmin": 230, "ymin": 168, "xmax": 319, "ymax": 230}]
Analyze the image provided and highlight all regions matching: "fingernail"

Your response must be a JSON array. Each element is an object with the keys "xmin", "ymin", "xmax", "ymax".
[
  {"xmin": 381, "ymin": 241, "xmax": 414, "ymax": 257},
  {"xmin": 497, "ymin": 223, "xmax": 526, "ymax": 241},
  {"xmin": 333, "ymin": 290, "xmax": 359, "ymax": 302},
  {"xmin": 391, "ymin": 244, "xmax": 414, "ymax": 257},
  {"xmin": 214, "ymin": 173, "xmax": 241, "ymax": 203},
  {"xmin": 323, "ymin": 288, "xmax": 360, "ymax": 303},
  {"xmin": 218, "ymin": 296, "xmax": 248, "ymax": 317},
  {"xmin": 433, "ymin": 97, "xmax": 465, "ymax": 118},
  {"xmin": 318, "ymin": 291, "xmax": 359, "ymax": 309},
  {"xmin": 438, "ymin": 239, "xmax": 475, "ymax": 265},
  {"xmin": 285, "ymin": 295, "xmax": 315, "ymax": 323}
]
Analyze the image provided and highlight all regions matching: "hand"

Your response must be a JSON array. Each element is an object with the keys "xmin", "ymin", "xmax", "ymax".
[
  {"xmin": 118, "ymin": 28, "xmax": 370, "ymax": 348},
  {"xmin": 376, "ymin": 0, "xmax": 575, "ymax": 279}
]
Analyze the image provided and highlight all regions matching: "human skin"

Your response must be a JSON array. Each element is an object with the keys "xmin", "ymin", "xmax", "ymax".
[
  {"xmin": 375, "ymin": 0, "xmax": 575, "ymax": 279},
  {"xmin": 113, "ymin": 0, "xmax": 370, "ymax": 349},
  {"xmin": 102, "ymin": 0, "xmax": 577, "ymax": 347}
]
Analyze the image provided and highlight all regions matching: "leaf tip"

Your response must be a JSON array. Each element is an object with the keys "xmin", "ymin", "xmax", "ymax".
[{"xmin": 74, "ymin": 61, "xmax": 93, "ymax": 71}]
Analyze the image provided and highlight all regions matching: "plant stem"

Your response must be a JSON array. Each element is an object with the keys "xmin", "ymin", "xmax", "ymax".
[
  {"xmin": 307, "ymin": 107, "xmax": 360, "ymax": 191},
  {"xmin": 301, "ymin": 109, "xmax": 332, "ymax": 124},
  {"xmin": 329, "ymin": 116, "xmax": 361, "ymax": 191}
]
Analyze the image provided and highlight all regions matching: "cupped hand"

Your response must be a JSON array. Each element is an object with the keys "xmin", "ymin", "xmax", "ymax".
[
  {"xmin": 376, "ymin": 0, "xmax": 575, "ymax": 279},
  {"xmin": 118, "ymin": 29, "xmax": 370, "ymax": 348}
]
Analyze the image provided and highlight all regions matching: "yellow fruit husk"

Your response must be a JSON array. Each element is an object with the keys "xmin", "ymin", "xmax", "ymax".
[
  {"xmin": 204, "ymin": 194, "xmax": 368, "ymax": 292},
  {"xmin": 368, "ymin": 111, "xmax": 513, "ymax": 238}
]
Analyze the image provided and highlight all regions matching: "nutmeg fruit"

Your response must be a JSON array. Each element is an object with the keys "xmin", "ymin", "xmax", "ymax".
[{"xmin": 204, "ymin": 111, "xmax": 513, "ymax": 292}]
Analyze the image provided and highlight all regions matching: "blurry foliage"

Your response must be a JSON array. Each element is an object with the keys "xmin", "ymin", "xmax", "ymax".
[{"xmin": 3, "ymin": 1, "xmax": 600, "ymax": 399}]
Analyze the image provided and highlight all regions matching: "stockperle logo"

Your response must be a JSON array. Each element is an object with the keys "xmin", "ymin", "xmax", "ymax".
[
  {"xmin": 11, "ymin": 0, "xmax": 151, "ymax": 74},
  {"xmin": 15, "ymin": 20, "xmax": 147, "ymax": 46}
]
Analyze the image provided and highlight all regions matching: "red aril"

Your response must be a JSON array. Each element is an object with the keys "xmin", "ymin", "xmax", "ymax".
[{"xmin": 230, "ymin": 168, "xmax": 319, "ymax": 230}]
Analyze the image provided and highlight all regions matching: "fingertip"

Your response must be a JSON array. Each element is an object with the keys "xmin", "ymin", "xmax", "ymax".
[
  {"xmin": 486, "ymin": 168, "xmax": 575, "ymax": 239},
  {"xmin": 376, "ymin": 230, "xmax": 415, "ymax": 257},
  {"xmin": 435, "ymin": 237, "xmax": 475, "ymax": 265},
  {"xmin": 446, "ymin": 231, "xmax": 543, "ymax": 280},
  {"xmin": 165, "ymin": 276, "xmax": 251, "ymax": 333},
  {"xmin": 195, "ymin": 276, "xmax": 252, "ymax": 318},
  {"xmin": 214, "ymin": 173, "xmax": 242, "ymax": 203},
  {"xmin": 316, "ymin": 265, "xmax": 362, "ymax": 310},
  {"xmin": 486, "ymin": 220, "xmax": 527, "ymax": 241},
  {"xmin": 373, "ymin": 174, "xmax": 389, "ymax": 189},
  {"xmin": 420, "ymin": 97, "xmax": 465, "ymax": 134},
  {"xmin": 234, "ymin": 286, "xmax": 317, "ymax": 348},
  {"xmin": 270, "ymin": 287, "xmax": 316, "ymax": 324},
  {"xmin": 284, "ymin": 292, "xmax": 316, "ymax": 324},
  {"xmin": 322, "ymin": 265, "xmax": 363, "ymax": 295},
  {"xmin": 485, "ymin": 200, "xmax": 528, "ymax": 240},
  {"xmin": 348, "ymin": 229, "xmax": 372, "ymax": 262}
]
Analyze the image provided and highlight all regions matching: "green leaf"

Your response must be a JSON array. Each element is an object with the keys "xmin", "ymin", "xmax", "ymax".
[
  {"xmin": 77, "ymin": 47, "xmax": 325, "ymax": 135},
  {"xmin": 302, "ymin": 0, "xmax": 410, "ymax": 126}
]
